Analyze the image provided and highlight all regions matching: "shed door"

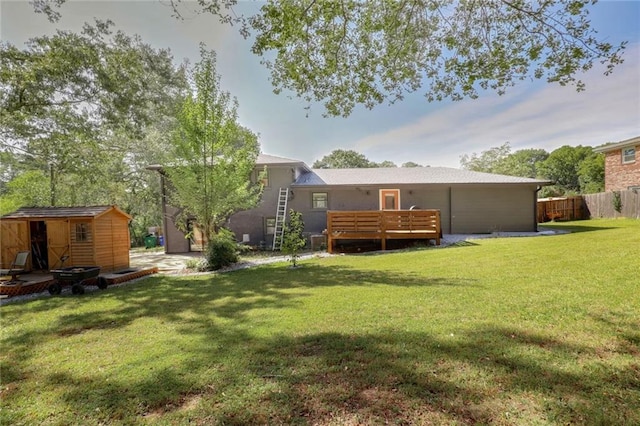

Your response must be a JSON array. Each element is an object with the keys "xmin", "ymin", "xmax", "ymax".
[
  {"xmin": 0, "ymin": 221, "xmax": 29, "ymax": 268},
  {"xmin": 47, "ymin": 220, "xmax": 70, "ymax": 269}
]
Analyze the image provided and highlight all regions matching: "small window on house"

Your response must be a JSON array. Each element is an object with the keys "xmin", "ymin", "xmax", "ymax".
[
  {"xmin": 622, "ymin": 147, "xmax": 636, "ymax": 164},
  {"xmin": 75, "ymin": 223, "xmax": 89, "ymax": 242},
  {"xmin": 255, "ymin": 167, "xmax": 269, "ymax": 187},
  {"xmin": 265, "ymin": 218, "xmax": 276, "ymax": 235},
  {"xmin": 312, "ymin": 192, "xmax": 328, "ymax": 209}
]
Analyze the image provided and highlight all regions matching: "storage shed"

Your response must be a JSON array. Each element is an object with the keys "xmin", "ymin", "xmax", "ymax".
[{"xmin": 0, "ymin": 206, "xmax": 131, "ymax": 273}]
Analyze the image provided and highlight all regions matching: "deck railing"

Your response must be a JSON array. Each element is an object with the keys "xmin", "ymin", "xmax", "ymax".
[{"xmin": 326, "ymin": 210, "xmax": 441, "ymax": 253}]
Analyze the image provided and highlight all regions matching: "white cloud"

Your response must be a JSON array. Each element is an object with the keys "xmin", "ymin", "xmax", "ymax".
[{"xmin": 353, "ymin": 43, "xmax": 640, "ymax": 167}]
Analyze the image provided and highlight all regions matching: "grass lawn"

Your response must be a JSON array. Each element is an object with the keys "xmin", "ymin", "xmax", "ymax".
[{"xmin": 1, "ymin": 219, "xmax": 638, "ymax": 425}]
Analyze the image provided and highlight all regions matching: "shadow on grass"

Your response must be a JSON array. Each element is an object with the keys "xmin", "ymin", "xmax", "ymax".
[
  {"xmin": 3, "ymin": 261, "xmax": 638, "ymax": 424},
  {"xmin": 7, "ymin": 263, "xmax": 477, "ymax": 326},
  {"xmin": 21, "ymin": 323, "xmax": 639, "ymax": 425},
  {"xmin": 0, "ymin": 264, "xmax": 476, "ymax": 396},
  {"xmin": 541, "ymin": 223, "xmax": 616, "ymax": 234}
]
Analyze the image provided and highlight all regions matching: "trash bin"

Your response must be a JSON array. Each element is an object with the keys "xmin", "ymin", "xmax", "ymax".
[
  {"xmin": 144, "ymin": 234, "xmax": 157, "ymax": 249},
  {"xmin": 158, "ymin": 235, "xmax": 164, "ymax": 246}
]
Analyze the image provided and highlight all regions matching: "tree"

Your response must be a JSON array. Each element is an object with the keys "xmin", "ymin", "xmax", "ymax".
[
  {"xmin": 164, "ymin": 47, "xmax": 262, "ymax": 246},
  {"xmin": 36, "ymin": 1, "xmax": 627, "ymax": 118},
  {"xmin": 0, "ymin": 170, "xmax": 50, "ymax": 215},
  {"xmin": 282, "ymin": 209, "xmax": 306, "ymax": 268},
  {"xmin": 460, "ymin": 143, "xmax": 512, "ymax": 173},
  {"xmin": 375, "ymin": 160, "xmax": 397, "ymax": 168},
  {"xmin": 402, "ymin": 162, "xmax": 423, "ymax": 168},
  {"xmin": 460, "ymin": 143, "xmax": 551, "ymax": 179},
  {"xmin": 1, "ymin": 20, "xmax": 187, "ymax": 206},
  {"xmin": 496, "ymin": 148, "xmax": 549, "ymax": 178},
  {"xmin": 578, "ymin": 154, "xmax": 605, "ymax": 194},
  {"xmin": 250, "ymin": 0, "xmax": 626, "ymax": 116},
  {"xmin": 313, "ymin": 149, "xmax": 375, "ymax": 169},
  {"xmin": 537, "ymin": 145, "xmax": 602, "ymax": 194}
]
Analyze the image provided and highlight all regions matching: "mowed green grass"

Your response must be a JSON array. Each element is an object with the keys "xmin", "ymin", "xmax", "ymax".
[{"xmin": 1, "ymin": 219, "xmax": 638, "ymax": 425}]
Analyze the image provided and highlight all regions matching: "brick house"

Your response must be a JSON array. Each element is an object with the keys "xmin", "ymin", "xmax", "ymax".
[{"xmin": 594, "ymin": 136, "xmax": 640, "ymax": 191}]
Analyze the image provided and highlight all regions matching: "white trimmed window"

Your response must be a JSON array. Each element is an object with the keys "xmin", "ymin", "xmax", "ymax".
[
  {"xmin": 265, "ymin": 218, "xmax": 276, "ymax": 235},
  {"xmin": 75, "ymin": 223, "xmax": 89, "ymax": 242},
  {"xmin": 312, "ymin": 192, "xmax": 328, "ymax": 209},
  {"xmin": 622, "ymin": 147, "xmax": 636, "ymax": 164}
]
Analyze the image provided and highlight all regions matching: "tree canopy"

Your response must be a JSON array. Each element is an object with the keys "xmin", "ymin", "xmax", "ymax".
[
  {"xmin": 313, "ymin": 149, "xmax": 375, "ymax": 169},
  {"xmin": 0, "ymin": 21, "xmax": 188, "ymax": 241},
  {"xmin": 312, "ymin": 149, "xmax": 402, "ymax": 168},
  {"xmin": 460, "ymin": 142, "xmax": 604, "ymax": 195},
  {"xmin": 460, "ymin": 142, "xmax": 549, "ymax": 178},
  {"xmin": 402, "ymin": 162, "xmax": 424, "ymax": 168},
  {"xmin": 34, "ymin": 0, "xmax": 627, "ymax": 118},
  {"xmin": 538, "ymin": 145, "xmax": 603, "ymax": 194}
]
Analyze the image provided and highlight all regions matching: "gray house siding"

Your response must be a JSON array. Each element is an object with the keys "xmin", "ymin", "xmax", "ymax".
[
  {"xmin": 450, "ymin": 185, "xmax": 538, "ymax": 233},
  {"xmin": 227, "ymin": 165, "xmax": 302, "ymax": 246},
  {"xmin": 163, "ymin": 204, "xmax": 190, "ymax": 254},
  {"xmin": 289, "ymin": 186, "xmax": 453, "ymax": 235},
  {"xmin": 152, "ymin": 156, "xmax": 548, "ymax": 252},
  {"xmin": 289, "ymin": 184, "xmax": 538, "ymax": 236}
]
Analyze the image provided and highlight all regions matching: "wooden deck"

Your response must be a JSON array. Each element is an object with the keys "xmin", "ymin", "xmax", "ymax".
[{"xmin": 327, "ymin": 210, "xmax": 441, "ymax": 253}]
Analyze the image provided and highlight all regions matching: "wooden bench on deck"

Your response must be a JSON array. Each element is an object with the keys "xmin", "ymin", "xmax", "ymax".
[{"xmin": 326, "ymin": 210, "xmax": 441, "ymax": 254}]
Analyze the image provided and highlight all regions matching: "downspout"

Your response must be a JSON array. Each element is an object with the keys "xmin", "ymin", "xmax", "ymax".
[
  {"xmin": 448, "ymin": 186, "xmax": 452, "ymax": 234},
  {"xmin": 534, "ymin": 186, "xmax": 542, "ymax": 232},
  {"xmin": 160, "ymin": 171, "xmax": 169, "ymax": 254}
]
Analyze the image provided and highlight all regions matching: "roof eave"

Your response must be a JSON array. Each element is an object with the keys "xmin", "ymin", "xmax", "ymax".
[
  {"xmin": 594, "ymin": 136, "xmax": 640, "ymax": 153},
  {"xmin": 292, "ymin": 181, "xmax": 552, "ymax": 187}
]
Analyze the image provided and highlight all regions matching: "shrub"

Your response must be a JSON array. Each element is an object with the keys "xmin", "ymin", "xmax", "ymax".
[
  {"xmin": 612, "ymin": 191, "xmax": 623, "ymax": 213},
  {"xmin": 205, "ymin": 228, "xmax": 239, "ymax": 270},
  {"xmin": 282, "ymin": 210, "xmax": 306, "ymax": 267},
  {"xmin": 185, "ymin": 257, "xmax": 208, "ymax": 272}
]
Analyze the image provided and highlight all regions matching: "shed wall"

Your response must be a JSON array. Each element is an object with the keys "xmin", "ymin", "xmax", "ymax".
[
  {"xmin": 70, "ymin": 219, "xmax": 95, "ymax": 266},
  {"xmin": 0, "ymin": 220, "xmax": 29, "ymax": 269},
  {"xmin": 94, "ymin": 211, "xmax": 130, "ymax": 272},
  {"xmin": 1, "ymin": 207, "xmax": 130, "ymax": 272}
]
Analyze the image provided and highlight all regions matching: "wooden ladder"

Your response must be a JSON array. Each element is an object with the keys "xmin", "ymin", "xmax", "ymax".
[{"xmin": 272, "ymin": 187, "xmax": 289, "ymax": 250}]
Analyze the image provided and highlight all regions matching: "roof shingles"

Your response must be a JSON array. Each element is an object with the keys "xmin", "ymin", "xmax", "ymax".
[
  {"xmin": 294, "ymin": 167, "xmax": 551, "ymax": 186},
  {"xmin": 1, "ymin": 206, "xmax": 129, "ymax": 219}
]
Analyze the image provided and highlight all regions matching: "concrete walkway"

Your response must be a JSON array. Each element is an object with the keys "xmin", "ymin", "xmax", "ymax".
[
  {"xmin": 130, "ymin": 228, "xmax": 564, "ymax": 274},
  {"xmin": 129, "ymin": 250, "xmax": 203, "ymax": 273}
]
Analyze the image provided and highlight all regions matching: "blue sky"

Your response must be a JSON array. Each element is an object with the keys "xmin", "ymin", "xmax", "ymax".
[{"xmin": 1, "ymin": 0, "xmax": 638, "ymax": 168}]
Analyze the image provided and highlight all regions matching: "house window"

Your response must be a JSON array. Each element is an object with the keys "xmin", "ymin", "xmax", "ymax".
[
  {"xmin": 622, "ymin": 147, "xmax": 636, "ymax": 164},
  {"xmin": 265, "ymin": 217, "xmax": 276, "ymax": 235},
  {"xmin": 75, "ymin": 223, "xmax": 89, "ymax": 242},
  {"xmin": 312, "ymin": 192, "xmax": 328, "ymax": 209},
  {"xmin": 255, "ymin": 167, "xmax": 269, "ymax": 187}
]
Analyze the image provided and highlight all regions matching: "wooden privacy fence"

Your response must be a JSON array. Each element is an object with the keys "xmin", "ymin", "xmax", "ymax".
[
  {"xmin": 583, "ymin": 190, "xmax": 640, "ymax": 219},
  {"xmin": 537, "ymin": 197, "xmax": 586, "ymax": 222},
  {"xmin": 327, "ymin": 210, "xmax": 441, "ymax": 254},
  {"xmin": 537, "ymin": 190, "xmax": 640, "ymax": 221}
]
